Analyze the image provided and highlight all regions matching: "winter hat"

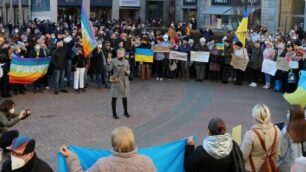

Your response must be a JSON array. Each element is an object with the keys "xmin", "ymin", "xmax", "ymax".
[
  {"xmin": 8, "ymin": 136, "xmax": 35, "ymax": 155},
  {"xmin": 252, "ymin": 104, "xmax": 271, "ymax": 123}
]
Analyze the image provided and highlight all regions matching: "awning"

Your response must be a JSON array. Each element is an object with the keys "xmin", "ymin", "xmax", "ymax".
[{"xmin": 202, "ymin": 6, "xmax": 258, "ymax": 15}]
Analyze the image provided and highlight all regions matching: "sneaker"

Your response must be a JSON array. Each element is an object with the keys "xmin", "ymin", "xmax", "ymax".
[
  {"xmin": 262, "ymin": 85, "xmax": 270, "ymax": 89},
  {"xmin": 79, "ymin": 88, "xmax": 86, "ymax": 93},
  {"xmin": 45, "ymin": 86, "xmax": 50, "ymax": 90},
  {"xmin": 156, "ymin": 77, "xmax": 160, "ymax": 81},
  {"xmin": 54, "ymin": 91, "xmax": 59, "ymax": 95},
  {"xmin": 160, "ymin": 78, "xmax": 163, "ymax": 81},
  {"xmin": 253, "ymin": 83, "xmax": 258, "ymax": 87},
  {"xmin": 249, "ymin": 82, "xmax": 255, "ymax": 87}
]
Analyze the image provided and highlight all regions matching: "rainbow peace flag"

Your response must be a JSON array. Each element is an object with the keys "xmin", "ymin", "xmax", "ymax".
[
  {"xmin": 284, "ymin": 70, "xmax": 306, "ymax": 106},
  {"xmin": 135, "ymin": 48, "xmax": 154, "ymax": 63},
  {"xmin": 234, "ymin": 7, "xmax": 250, "ymax": 47},
  {"xmin": 9, "ymin": 54, "xmax": 51, "ymax": 84},
  {"xmin": 81, "ymin": 1, "xmax": 97, "ymax": 57}
]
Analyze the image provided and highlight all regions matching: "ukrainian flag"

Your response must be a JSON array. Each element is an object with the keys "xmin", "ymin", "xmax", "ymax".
[
  {"xmin": 135, "ymin": 48, "xmax": 154, "ymax": 63},
  {"xmin": 216, "ymin": 43, "xmax": 225, "ymax": 50},
  {"xmin": 284, "ymin": 70, "xmax": 306, "ymax": 106},
  {"xmin": 234, "ymin": 7, "xmax": 250, "ymax": 47}
]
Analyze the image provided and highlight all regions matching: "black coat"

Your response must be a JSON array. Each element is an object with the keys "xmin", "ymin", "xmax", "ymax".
[
  {"xmin": 184, "ymin": 141, "xmax": 245, "ymax": 172},
  {"xmin": 72, "ymin": 54, "xmax": 87, "ymax": 68},
  {"xmin": 29, "ymin": 49, "xmax": 46, "ymax": 58},
  {"xmin": 51, "ymin": 48, "xmax": 67, "ymax": 70},
  {"xmin": 91, "ymin": 48, "xmax": 105, "ymax": 73},
  {"xmin": 1, "ymin": 154, "xmax": 53, "ymax": 172},
  {"xmin": 0, "ymin": 50, "xmax": 10, "ymax": 76}
]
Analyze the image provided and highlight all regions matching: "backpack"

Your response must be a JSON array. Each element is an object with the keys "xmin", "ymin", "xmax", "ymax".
[{"xmin": 249, "ymin": 126, "xmax": 279, "ymax": 172}]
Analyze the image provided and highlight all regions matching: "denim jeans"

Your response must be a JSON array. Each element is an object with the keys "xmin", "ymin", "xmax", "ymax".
[
  {"xmin": 265, "ymin": 73, "xmax": 272, "ymax": 84},
  {"xmin": 102, "ymin": 66, "xmax": 110, "ymax": 87},
  {"xmin": 53, "ymin": 69, "xmax": 65, "ymax": 91},
  {"xmin": 66, "ymin": 60, "xmax": 72, "ymax": 86},
  {"xmin": 95, "ymin": 73, "xmax": 102, "ymax": 88}
]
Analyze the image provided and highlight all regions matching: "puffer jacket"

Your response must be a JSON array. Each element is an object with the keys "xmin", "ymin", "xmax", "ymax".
[{"xmin": 184, "ymin": 133, "xmax": 245, "ymax": 172}]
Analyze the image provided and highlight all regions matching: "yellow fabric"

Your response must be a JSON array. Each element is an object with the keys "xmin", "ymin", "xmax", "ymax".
[
  {"xmin": 231, "ymin": 125, "xmax": 242, "ymax": 145},
  {"xmin": 284, "ymin": 87, "xmax": 306, "ymax": 106},
  {"xmin": 235, "ymin": 18, "xmax": 248, "ymax": 47},
  {"xmin": 135, "ymin": 55, "xmax": 153, "ymax": 63}
]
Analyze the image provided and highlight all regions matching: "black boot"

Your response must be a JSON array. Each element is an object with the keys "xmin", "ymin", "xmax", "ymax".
[
  {"xmin": 123, "ymin": 98, "xmax": 130, "ymax": 118},
  {"xmin": 112, "ymin": 98, "xmax": 119, "ymax": 119}
]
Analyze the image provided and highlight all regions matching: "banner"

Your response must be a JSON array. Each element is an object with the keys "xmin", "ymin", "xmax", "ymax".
[
  {"xmin": 261, "ymin": 59, "xmax": 277, "ymax": 76},
  {"xmin": 230, "ymin": 54, "xmax": 249, "ymax": 71},
  {"xmin": 9, "ymin": 54, "xmax": 51, "ymax": 84},
  {"xmin": 152, "ymin": 46, "xmax": 171, "ymax": 53},
  {"xmin": 276, "ymin": 58, "xmax": 289, "ymax": 71},
  {"xmin": 190, "ymin": 51, "xmax": 210, "ymax": 63},
  {"xmin": 169, "ymin": 51, "xmax": 188, "ymax": 61},
  {"xmin": 135, "ymin": 48, "xmax": 154, "ymax": 63},
  {"xmin": 119, "ymin": 0, "xmax": 140, "ymax": 6},
  {"xmin": 58, "ymin": 138, "xmax": 188, "ymax": 172}
]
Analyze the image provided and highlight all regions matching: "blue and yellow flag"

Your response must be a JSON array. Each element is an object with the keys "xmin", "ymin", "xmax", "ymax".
[
  {"xmin": 135, "ymin": 48, "xmax": 154, "ymax": 63},
  {"xmin": 234, "ymin": 7, "xmax": 250, "ymax": 47},
  {"xmin": 216, "ymin": 43, "xmax": 225, "ymax": 50},
  {"xmin": 58, "ymin": 138, "xmax": 188, "ymax": 172},
  {"xmin": 284, "ymin": 70, "xmax": 306, "ymax": 106}
]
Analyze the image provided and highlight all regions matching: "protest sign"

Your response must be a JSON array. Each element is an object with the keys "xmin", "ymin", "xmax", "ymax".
[
  {"xmin": 190, "ymin": 51, "xmax": 210, "ymax": 63},
  {"xmin": 277, "ymin": 58, "xmax": 289, "ymax": 71},
  {"xmin": 152, "ymin": 46, "xmax": 171, "ymax": 53},
  {"xmin": 230, "ymin": 54, "xmax": 249, "ymax": 71},
  {"xmin": 261, "ymin": 59, "xmax": 277, "ymax": 76},
  {"xmin": 169, "ymin": 51, "xmax": 188, "ymax": 61}
]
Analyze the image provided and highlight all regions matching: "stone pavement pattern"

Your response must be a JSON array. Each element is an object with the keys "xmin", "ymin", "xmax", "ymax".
[{"xmin": 9, "ymin": 80, "xmax": 287, "ymax": 170}]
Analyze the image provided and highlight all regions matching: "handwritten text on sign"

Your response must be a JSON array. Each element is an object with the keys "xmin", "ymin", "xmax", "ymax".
[
  {"xmin": 169, "ymin": 51, "xmax": 188, "ymax": 61},
  {"xmin": 190, "ymin": 51, "xmax": 210, "ymax": 63}
]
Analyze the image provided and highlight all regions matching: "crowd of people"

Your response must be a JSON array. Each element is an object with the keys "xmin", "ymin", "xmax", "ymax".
[
  {"xmin": 0, "ymin": 18, "xmax": 305, "ymax": 171},
  {"xmin": 0, "ymin": 99, "xmax": 305, "ymax": 172},
  {"xmin": 0, "ymin": 19, "xmax": 304, "ymax": 100}
]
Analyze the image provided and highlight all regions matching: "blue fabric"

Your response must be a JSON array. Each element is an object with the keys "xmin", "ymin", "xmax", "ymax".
[
  {"xmin": 135, "ymin": 48, "xmax": 154, "ymax": 56},
  {"xmin": 299, "ymin": 70, "xmax": 306, "ymax": 87},
  {"xmin": 58, "ymin": 138, "xmax": 188, "ymax": 172},
  {"xmin": 274, "ymin": 80, "xmax": 282, "ymax": 92},
  {"xmin": 12, "ymin": 136, "xmax": 32, "ymax": 150}
]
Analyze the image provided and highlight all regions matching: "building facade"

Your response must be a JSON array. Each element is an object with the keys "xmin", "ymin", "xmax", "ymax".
[{"xmin": 0, "ymin": 0, "xmax": 305, "ymax": 33}]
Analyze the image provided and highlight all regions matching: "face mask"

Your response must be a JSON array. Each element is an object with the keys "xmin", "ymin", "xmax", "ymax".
[
  {"xmin": 8, "ymin": 108, "xmax": 15, "ymax": 114},
  {"xmin": 292, "ymin": 37, "xmax": 297, "ymax": 40},
  {"xmin": 265, "ymin": 41, "xmax": 268, "ymax": 45},
  {"xmin": 98, "ymin": 44, "xmax": 102, "ymax": 48},
  {"xmin": 51, "ymin": 35, "xmax": 55, "ymax": 39},
  {"xmin": 35, "ymin": 46, "xmax": 40, "ymax": 51},
  {"xmin": 163, "ymin": 38, "xmax": 168, "ymax": 42},
  {"xmin": 11, "ymin": 155, "xmax": 26, "ymax": 170}
]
